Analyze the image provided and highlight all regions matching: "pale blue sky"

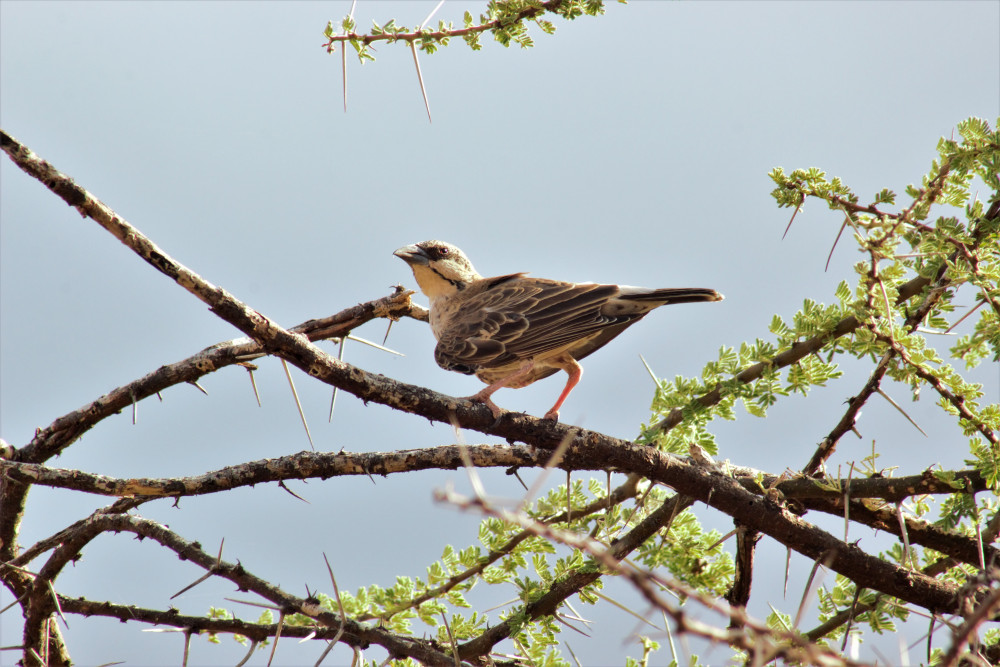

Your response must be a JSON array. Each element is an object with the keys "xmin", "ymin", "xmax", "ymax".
[{"xmin": 2, "ymin": 1, "xmax": 998, "ymax": 664}]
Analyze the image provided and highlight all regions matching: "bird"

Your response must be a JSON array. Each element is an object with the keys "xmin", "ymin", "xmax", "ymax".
[{"xmin": 394, "ymin": 240, "xmax": 723, "ymax": 421}]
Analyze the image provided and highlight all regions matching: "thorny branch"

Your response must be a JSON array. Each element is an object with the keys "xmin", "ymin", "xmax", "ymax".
[
  {"xmin": 4, "ymin": 446, "xmax": 992, "ymax": 504},
  {"xmin": 2, "ymin": 125, "xmax": 998, "ymax": 665},
  {"xmin": 324, "ymin": 0, "xmax": 568, "ymax": 51},
  {"xmin": 15, "ymin": 289, "xmax": 427, "ymax": 465}
]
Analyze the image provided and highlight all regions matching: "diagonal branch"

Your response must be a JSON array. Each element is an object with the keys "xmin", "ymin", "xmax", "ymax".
[
  {"xmin": 802, "ymin": 349, "xmax": 895, "ymax": 476},
  {"xmin": 0, "ymin": 128, "xmax": 558, "ymax": 443},
  {"xmin": 560, "ymin": 442, "xmax": 965, "ymax": 614},
  {"xmin": 15, "ymin": 289, "xmax": 426, "ymax": 465}
]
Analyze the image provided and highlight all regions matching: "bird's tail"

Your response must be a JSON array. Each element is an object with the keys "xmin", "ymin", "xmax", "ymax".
[{"xmin": 620, "ymin": 287, "xmax": 724, "ymax": 305}]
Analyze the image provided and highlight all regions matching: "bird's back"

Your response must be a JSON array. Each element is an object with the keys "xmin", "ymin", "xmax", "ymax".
[{"xmin": 432, "ymin": 277, "xmax": 721, "ymax": 382}]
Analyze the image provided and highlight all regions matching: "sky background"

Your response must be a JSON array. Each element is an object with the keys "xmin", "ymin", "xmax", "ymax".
[{"xmin": 1, "ymin": 1, "xmax": 998, "ymax": 665}]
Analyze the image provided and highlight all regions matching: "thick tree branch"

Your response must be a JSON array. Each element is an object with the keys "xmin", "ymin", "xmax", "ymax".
[
  {"xmin": 562, "ymin": 444, "xmax": 968, "ymax": 614},
  {"xmin": 798, "ymin": 495, "xmax": 997, "ymax": 571},
  {"xmin": 4, "ymin": 450, "xmax": 990, "ymax": 503},
  {"xmin": 7, "ymin": 443, "xmax": 992, "ymax": 578},
  {"xmin": 2, "ymin": 445, "xmax": 543, "ymax": 499}
]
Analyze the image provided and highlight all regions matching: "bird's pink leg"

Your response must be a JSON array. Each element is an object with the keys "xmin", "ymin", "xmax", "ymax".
[
  {"xmin": 468, "ymin": 360, "xmax": 535, "ymax": 418},
  {"xmin": 544, "ymin": 356, "xmax": 583, "ymax": 421}
]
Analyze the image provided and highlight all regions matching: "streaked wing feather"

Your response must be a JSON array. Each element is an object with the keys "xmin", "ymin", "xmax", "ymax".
[{"xmin": 435, "ymin": 278, "xmax": 642, "ymax": 371}]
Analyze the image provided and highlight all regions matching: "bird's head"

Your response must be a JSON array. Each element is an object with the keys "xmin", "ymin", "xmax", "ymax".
[{"xmin": 394, "ymin": 240, "xmax": 482, "ymax": 302}]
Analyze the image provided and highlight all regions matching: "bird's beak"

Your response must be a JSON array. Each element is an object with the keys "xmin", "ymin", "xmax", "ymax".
[{"xmin": 393, "ymin": 244, "xmax": 429, "ymax": 266}]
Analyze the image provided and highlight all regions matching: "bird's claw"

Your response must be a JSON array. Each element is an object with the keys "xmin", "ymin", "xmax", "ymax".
[{"xmin": 467, "ymin": 394, "xmax": 505, "ymax": 420}]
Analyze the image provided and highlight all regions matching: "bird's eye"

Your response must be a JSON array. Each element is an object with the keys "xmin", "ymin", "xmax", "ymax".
[{"xmin": 436, "ymin": 247, "xmax": 450, "ymax": 256}]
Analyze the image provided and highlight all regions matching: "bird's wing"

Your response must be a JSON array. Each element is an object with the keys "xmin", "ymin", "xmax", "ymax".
[{"xmin": 434, "ymin": 277, "xmax": 634, "ymax": 372}]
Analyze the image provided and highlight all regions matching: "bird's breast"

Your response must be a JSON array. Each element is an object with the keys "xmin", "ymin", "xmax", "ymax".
[{"xmin": 428, "ymin": 300, "xmax": 455, "ymax": 341}]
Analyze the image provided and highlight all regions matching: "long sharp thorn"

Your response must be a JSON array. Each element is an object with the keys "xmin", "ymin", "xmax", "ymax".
[
  {"xmin": 171, "ymin": 571, "xmax": 213, "ymax": 600},
  {"xmin": 410, "ymin": 41, "xmax": 432, "ymax": 123},
  {"xmin": 320, "ymin": 553, "xmax": 348, "ymax": 652},
  {"xmin": 382, "ymin": 319, "xmax": 394, "ymax": 346},
  {"xmin": 566, "ymin": 642, "xmax": 583, "ymax": 667},
  {"xmin": 282, "ymin": 359, "xmax": 314, "ymax": 449},
  {"xmin": 590, "ymin": 591, "xmax": 658, "ymax": 630},
  {"xmin": 46, "ymin": 580, "xmax": 68, "ymax": 627},
  {"xmin": 825, "ymin": 218, "xmax": 848, "ymax": 272},
  {"xmin": 845, "ymin": 462, "xmax": 855, "ymax": 542},
  {"xmin": 876, "ymin": 388, "xmax": 927, "ymax": 437},
  {"xmin": 249, "ymin": 367, "xmax": 261, "ymax": 406},
  {"xmin": 944, "ymin": 297, "xmax": 985, "ymax": 333},
  {"xmin": 895, "ymin": 503, "xmax": 914, "ymax": 569},
  {"xmin": 420, "ymin": 0, "xmax": 446, "ymax": 28},
  {"xmin": 781, "ymin": 200, "xmax": 802, "ymax": 240},
  {"xmin": 278, "ymin": 480, "xmax": 310, "ymax": 503},
  {"xmin": 783, "ymin": 547, "xmax": 791, "ymax": 597},
  {"xmin": 795, "ymin": 558, "xmax": 825, "ymax": 628},
  {"xmin": 638, "ymin": 354, "xmax": 659, "ymax": 384},
  {"xmin": 346, "ymin": 334, "xmax": 403, "ymax": 356},
  {"xmin": 340, "ymin": 0, "xmax": 357, "ymax": 113},
  {"xmin": 520, "ymin": 428, "xmax": 576, "ymax": 511},
  {"xmin": 267, "ymin": 612, "xmax": 284, "ymax": 667},
  {"xmin": 235, "ymin": 639, "xmax": 258, "ymax": 667},
  {"xmin": 329, "ymin": 337, "xmax": 347, "ymax": 422}
]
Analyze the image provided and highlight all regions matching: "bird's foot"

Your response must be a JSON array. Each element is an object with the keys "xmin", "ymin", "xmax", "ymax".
[
  {"xmin": 467, "ymin": 392, "xmax": 505, "ymax": 420},
  {"xmin": 543, "ymin": 408, "xmax": 560, "ymax": 421}
]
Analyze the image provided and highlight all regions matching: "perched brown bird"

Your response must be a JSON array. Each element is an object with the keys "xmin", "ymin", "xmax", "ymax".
[{"xmin": 394, "ymin": 240, "xmax": 723, "ymax": 421}]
